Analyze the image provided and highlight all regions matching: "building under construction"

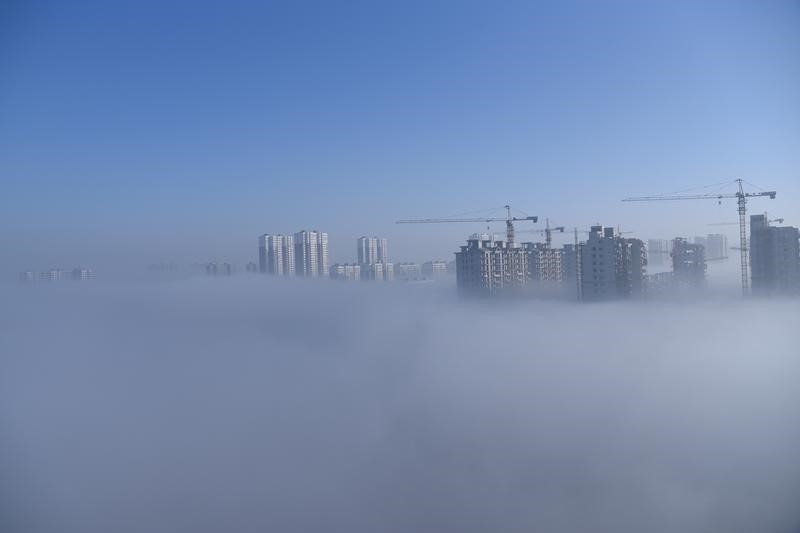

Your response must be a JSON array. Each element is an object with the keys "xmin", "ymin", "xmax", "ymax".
[
  {"xmin": 671, "ymin": 237, "xmax": 706, "ymax": 286},
  {"xmin": 750, "ymin": 214, "xmax": 800, "ymax": 294},
  {"xmin": 580, "ymin": 226, "xmax": 647, "ymax": 301},
  {"xmin": 455, "ymin": 233, "xmax": 528, "ymax": 295}
]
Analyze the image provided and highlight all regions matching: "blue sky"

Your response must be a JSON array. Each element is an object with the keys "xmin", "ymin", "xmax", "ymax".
[{"xmin": 1, "ymin": 1, "xmax": 799, "ymax": 275}]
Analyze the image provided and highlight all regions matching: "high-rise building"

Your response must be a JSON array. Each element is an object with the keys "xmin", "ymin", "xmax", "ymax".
[
  {"xmin": 705, "ymin": 234, "xmax": 728, "ymax": 261},
  {"xmin": 750, "ymin": 215, "xmax": 800, "ymax": 293},
  {"xmin": 294, "ymin": 230, "xmax": 328, "ymax": 278},
  {"xmin": 455, "ymin": 234, "xmax": 528, "ymax": 295},
  {"xmin": 647, "ymin": 239, "xmax": 672, "ymax": 266},
  {"xmin": 376, "ymin": 237, "xmax": 388, "ymax": 263},
  {"xmin": 258, "ymin": 234, "xmax": 295, "ymax": 276},
  {"xmin": 671, "ymin": 237, "xmax": 706, "ymax": 286},
  {"xmin": 357, "ymin": 236, "xmax": 376, "ymax": 265},
  {"xmin": 357, "ymin": 236, "xmax": 388, "ymax": 265},
  {"xmin": 522, "ymin": 242, "xmax": 563, "ymax": 282},
  {"xmin": 580, "ymin": 226, "xmax": 646, "ymax": 301}
]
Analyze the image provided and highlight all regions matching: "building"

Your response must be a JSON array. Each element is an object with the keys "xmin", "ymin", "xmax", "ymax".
[
  {"xmin": 361, "ymin": 262, "xmax": 394, "ymax": 281},
  {"xmin": 580, "ymin": 226, "xmax": 646, "ymax": 301},
  {"xmin": 522, "ymin": 242, "xmax": 563, "ymax": 282},
  {"xmin": 295, "ymin": 230, "xmax": 328, "ymax": 278},
  {"xmin": 671, "ymin": 237, "xmax": 706, "ymax": 286},
  {"xmin": 455, "ymin": 233, "xmax": 528, "ymax": 295},
  {"xmin": 395, "ymin": 262, "xmax": 422, "ymax": 281},
  {"xmin": 39, "ymin": 269, "xmax": 66, "ymax": 281},
  {"xmin": 71, "ymin": 268, "xmax": 95, "ymax": 281},
  {"xmin": 258, "ymin": 234, "xmax": 295, "ymax": 276},
  {"xmin": 750, "ymin": 215, "xmax": 800, "ymax": 293},
  {"xmin": 357, "ymin": 236, "xmax": 377, "ymax": 265},
  {"xmin": 422, "ymin": 260, "xmax": 448, "ymax": 279},
  {"xmin": 357, "ymin": 236, "xmax": 388, "ymax": 264},
  {"xmin": 694, "ymin": 236, "xmax": 707, "ymax": 249},
  {"xmin": 205, "ymin": 262, "xmax": 233, "ymax": 276},
  {"xmin": 245, "ymin": 262, "xmax": 258, "ymax": 273},
  {"xmin": 330, "ymin": 263, "xmax": 361, "ymax": 281},
  {"xmin": 705, "ymin": 234, "xmax": 728, "ymax": 261},
  {"xmin": 647, "ymin": 239, "xmax": 672, "ymax": 266},
  {"xmin": 20, "ymin": 268, "xmax": 94, "ymax": 283}
]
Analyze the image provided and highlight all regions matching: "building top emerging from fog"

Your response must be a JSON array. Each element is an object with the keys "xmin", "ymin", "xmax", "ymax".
[{"xmin": 750, "ymin": 214, "xmax": 800, "ymax": 294}]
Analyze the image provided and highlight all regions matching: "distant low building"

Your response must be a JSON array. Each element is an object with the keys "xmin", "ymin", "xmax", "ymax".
[
  {"xmin": 330, "ymin": 263, "xmax": 361, "ymax": 281},
  {"xmin": 205, "ymin": 262, "xmax": 233, "ymax": 276},
  {"xmin": 71, "ymin": 268, "xmax": 96, "ymax": 281},
  {"xmin": 395, "ymin": 262, "xmax": 422, "ymax": 281},
  {"xmin": 361, "ymin": 262, "xmax": 393, "ymax": 282},
  {"xmin": 422, "ymin": 260, "xmax": 449, "ymax": 279},
  {"xmin": 19, "ymin": 268, "xmax": 94, "ymax": 283}
]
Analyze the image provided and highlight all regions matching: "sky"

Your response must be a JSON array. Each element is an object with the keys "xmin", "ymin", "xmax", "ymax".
[
  {"xmin": 2, "ymin": 279, "xmax": 799, "ymax": 532},
  {"xmin": 1, "ymin": 0, "xmax": 799, "ymax": 277}
]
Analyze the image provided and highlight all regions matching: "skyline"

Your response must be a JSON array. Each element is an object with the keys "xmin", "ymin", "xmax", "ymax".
[{"xmin": 2, "ymin": 1, "xmax": 799, "ymax": 278}]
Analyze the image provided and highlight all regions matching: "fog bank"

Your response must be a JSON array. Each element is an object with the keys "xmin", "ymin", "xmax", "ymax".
[{"xmin": 2, "ymin": 278, "xmax": 799, "ymax": 533}]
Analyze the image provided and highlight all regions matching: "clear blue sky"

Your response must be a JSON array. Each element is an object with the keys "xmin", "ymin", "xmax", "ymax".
[{"xmin": 2, "ymin": 1, "xmax": 799, "ymax": 275}]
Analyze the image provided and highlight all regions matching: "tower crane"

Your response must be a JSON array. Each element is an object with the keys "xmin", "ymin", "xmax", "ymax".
[
  {"xmin": 622, "ymin": 179, "xmax": 776, "ymax": 296},
  {"xmin": 395, "ymin": 205, "xmax": 537, "ymax": 247},
  {"xmin": 515, "ymin": 219, "xmax": 565, "ymax": 248}
]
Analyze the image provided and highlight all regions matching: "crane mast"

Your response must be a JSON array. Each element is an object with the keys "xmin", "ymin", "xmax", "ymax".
[{"xmin": 623, "ymin": 178, "xmax": 776, "ymax": 296}]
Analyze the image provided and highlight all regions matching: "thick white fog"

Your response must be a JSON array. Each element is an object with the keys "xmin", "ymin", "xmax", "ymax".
[{"xmin": 2, "ymin": 278, "xmax": 799, "ymax": 533}]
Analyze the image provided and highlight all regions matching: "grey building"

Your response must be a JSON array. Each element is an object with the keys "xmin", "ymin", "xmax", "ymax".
[
  {"xmin": 647, "ymin": 239, "xmax": 672, "ymax": 266},
  {"xmin": 455, "ymin": 233, "xmax": 528, "ymax": 295},
  {"xmin": 330, "ymin": 263, "xmax": 361, "ymax": 281},
  {"xmin": 361, "ymin": 262, "xmax": 394, "ymax": 281},
  {"xmin": 357, "ymin": 236, "xmax": 388, "ymax": 265},
  {"xmin": 422, "ymin": 260, "xmax": 449, "ymax": 279},
  {"xmin": 295, "ymin": 230, "xmax": 328, "ymax": 278},
  {"xmin": 671, "ymin": 237, "xmax": 706, "ymax": 286},
  {"xmin": 395, "ymin": 262, "xmax": 422, "ymax": 281},
  {"xmin": 750, "ymin": 215, "xmax": 800, "ymax": 293},
  {"xmin": 580, "ymin": 226, "xmax": 646, "ymax": 301},
  {"xmin": 522, "ymin": 242, "xmax": 563, "ymax": 282},
  {"xmin": 705, "ymin": 234, "xmax": 728, "ymax": 261},
  {"xmin": 258, "ymin": 234, "xmax": 295, "ymax": 276}
]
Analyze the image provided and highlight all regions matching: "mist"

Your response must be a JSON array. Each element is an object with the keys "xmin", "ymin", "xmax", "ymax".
[{"xmin": 2, "ymin": 278, "xmax": 798, "ymax": 533}]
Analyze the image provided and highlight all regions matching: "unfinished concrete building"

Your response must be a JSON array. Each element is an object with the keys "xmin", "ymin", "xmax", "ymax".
[
  {"xmin": 671, "ymin": 237, "xmax": 706, "ymax": 287},
  {"xmin": 580, "ymin": 226, "xmax": 647, "ymax": 301},
  {"xmin": 455, "ymin": 233, "xmax": 528, "ymax": 295}
]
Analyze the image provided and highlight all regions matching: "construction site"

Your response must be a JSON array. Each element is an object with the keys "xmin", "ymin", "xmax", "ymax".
[{"xmin": 396, "ymin": 180, "xmax": 800, "ymax": 301}]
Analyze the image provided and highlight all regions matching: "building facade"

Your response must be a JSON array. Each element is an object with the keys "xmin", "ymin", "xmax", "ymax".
[
  {"xmin": 395, "ymin": 262, "xmax": 422, "ymax": 281},
  {"xmin": 455, "ymin": 234, "xmax": 528, "ymax": 295},
  {"xmin": 671, "ymin": 237, "xmax": 706, "ymax": 286},
  {"xmin": 330, "ymin": 263, "xmax": 361, "ymax": 281},
  {"xmin": 258, "ymin": 234, "xmax": 295, "ymax": 276},
  {"xmin": 705, "ymin": 234, "xmax": 728, "ymax": 261},
  {"xmin": 580, "ymin": 226, "xmax": 646, "ymax": 301},
  {"xmin": 295, "ymin": 230, "xmax": 329, "ymax": 278},
  {"xmin": 750, "ymin": 215, "xmax": 800, "ymax": 293}
]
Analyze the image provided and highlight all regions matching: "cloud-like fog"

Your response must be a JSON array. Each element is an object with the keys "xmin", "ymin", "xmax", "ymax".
[{"xmin": 1, "ymin": 279, "xmax": 799, "ymax": 533}]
